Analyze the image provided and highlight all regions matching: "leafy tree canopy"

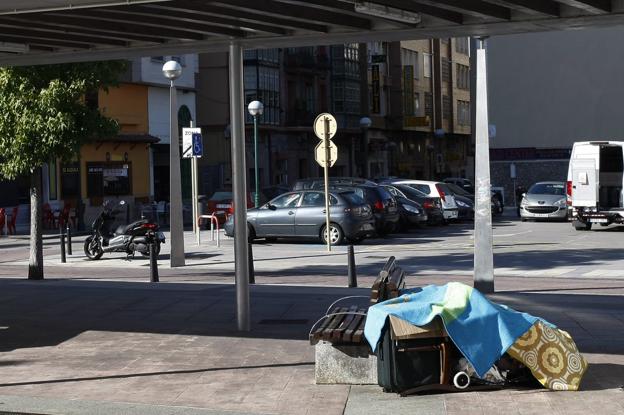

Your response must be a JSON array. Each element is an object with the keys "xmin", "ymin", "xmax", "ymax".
[{"xmin": 0, "ymin": 60, "xmax": 127, "ymax": 180}]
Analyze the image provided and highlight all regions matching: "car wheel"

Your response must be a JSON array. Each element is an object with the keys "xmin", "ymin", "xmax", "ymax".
[
  {"xmin": 83, "ymin": 236, "xmax": 103, "ymax": 260},
  {"xmin": 247, "ymin": 224, "xmax": 256, "ymax": 243},
  {"xmin": 521, "ymin": 218, "xmax": 528, "ymax": 222},
  {"xmin": 321, "ymin": 223, "xmax": 344, "ymax": 245},
  {"xmin": 573, "ymin": 220, "xmax": 592, "ymax": 231}
]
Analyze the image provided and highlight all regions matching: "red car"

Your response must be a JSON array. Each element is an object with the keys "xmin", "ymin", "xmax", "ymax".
[{"xmin": 203, "ymin": 190, "xmax": 259, "ymax": 225}]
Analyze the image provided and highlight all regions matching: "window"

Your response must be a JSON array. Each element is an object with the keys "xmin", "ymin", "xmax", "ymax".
[
  {"xmin": 400, "ymin": 48, "xmax": 419, "ymax": 79},
  {"xmin": 456, "ymin": 64, "xmax": 470, "ymax": 90},
  {"xmin": 441, "ymin": 58, "xmax": 450, "ymax": 83},
  {"xmin": 423, "ymin": 54, "xmax": 432, "ymax": 78},
  {"xmin": 455, "ymin": 37, "xmax": 469, "ymax": 55},
  {"xmin": 457, "ymin": 100, "xmax": 471, "ymax": 126},
  {"xmin": 87, "ymin": 162, "xmax": 132, "ymax": 197},
  {"xmin": 442, "ymin": 95, "xmax": 451, "ymax": 120},
  {"xmin": 171, "ymin": 55, "xmax": 185, "ymax": 66},
  {"xmin": 424, "ymin": 92, "xmax": 433, "ymax": 117},
  {"xmin": 271, "ymin": 193, "xmax": 300, "ymax": 208},
  {"xmin": 61, "ymin": 162, "xmax": 80, "ymax": 199},
  {"xmin": 301, "ymin": 192, "xmax": 326, "ymax": 207},
  {"xmin": 244, "ymin": 64, "xmax": 280, "ymax": 125}
]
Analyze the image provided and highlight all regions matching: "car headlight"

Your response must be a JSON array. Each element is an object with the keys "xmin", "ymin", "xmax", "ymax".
[
  {"xmin": 520, "ymin": 198, "xmax": 528, "ymax": 206},
  {"xmin": 554, "ymin": 198, "xmax": 566, "ymax": 207},
  {"xmin": 456, "ymin": 200, "xmax": 471, "ymax": 208},
  {"xmin": 402, "ymin": 204, "xmax": 420, "ymax": 214}
]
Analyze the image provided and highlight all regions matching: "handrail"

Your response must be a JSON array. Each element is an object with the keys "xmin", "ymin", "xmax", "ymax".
[{"xmin": 197, "ymin": 214, "xmax": 220, "ymax": 247}]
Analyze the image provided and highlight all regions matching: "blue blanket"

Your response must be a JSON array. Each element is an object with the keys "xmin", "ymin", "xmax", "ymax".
[{"xmin": 364, "ymin": 282, "xmax": 547, "ymax": 377}]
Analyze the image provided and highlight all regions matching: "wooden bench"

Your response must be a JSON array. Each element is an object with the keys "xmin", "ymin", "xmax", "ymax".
[{"xmin": 309, "ymin": 256, "xmax": 406, "ymax": 346}]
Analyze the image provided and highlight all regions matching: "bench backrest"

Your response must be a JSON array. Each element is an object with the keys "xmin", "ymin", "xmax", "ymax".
[{"xmin": 370, "ymin": 256, "xmax": 405, "ymax": 304}]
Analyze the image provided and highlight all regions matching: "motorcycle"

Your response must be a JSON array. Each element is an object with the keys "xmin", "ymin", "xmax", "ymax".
[{"xmin": 83, "ymin": 200, "xmax": 165, "ymax": 260}]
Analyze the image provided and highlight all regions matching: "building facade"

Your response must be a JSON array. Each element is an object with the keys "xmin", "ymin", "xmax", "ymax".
[{"xmin": 487, "ymin": 27, "xmax": 624, "ymax": 204}]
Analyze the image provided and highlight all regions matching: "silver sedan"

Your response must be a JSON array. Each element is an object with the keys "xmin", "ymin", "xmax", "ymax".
[
  {"xmin": 224, "ymin": 190, "xmax": 376, "ymax": 244},
  {"xmin": 520, "ymin": 182, "xmax": 568, "ymax": 221}
]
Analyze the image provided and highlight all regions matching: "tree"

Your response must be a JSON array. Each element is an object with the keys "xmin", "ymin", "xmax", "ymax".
[{"xmin": 0, "ymin": 61, "xmax": 127, "ymax": 280}]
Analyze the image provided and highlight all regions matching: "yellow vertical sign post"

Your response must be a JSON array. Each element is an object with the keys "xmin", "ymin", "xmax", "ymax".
[{"xmin": 313, "ymin": 113, "xmax": 338, "ymax": 252}]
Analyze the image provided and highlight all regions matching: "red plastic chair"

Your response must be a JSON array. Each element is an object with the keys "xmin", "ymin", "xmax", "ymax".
[
  {"xmin": 43, "ymin": 203, "xmax": 55, "ymax": 229},
  {"xmin": 0, "ymin": 208, "xmax": 5, "ymax": 235},
  {"xmin": 59, "ymin": 203, "xmax": 71, "ymax": 229},
  {"xmin": 7, "ymin": 206, "xmax": 18, "ymax": 235}
]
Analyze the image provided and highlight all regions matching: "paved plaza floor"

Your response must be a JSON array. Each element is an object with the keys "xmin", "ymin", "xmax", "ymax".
[{"xmin": 0, "ymin": 221, "xmax": 623, "ymax": 414}]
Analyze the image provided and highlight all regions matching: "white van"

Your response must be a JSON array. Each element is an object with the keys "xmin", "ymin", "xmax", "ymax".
[{"xmin": 567, "ymin": 141, "xmax": 624, "ymax": 230}]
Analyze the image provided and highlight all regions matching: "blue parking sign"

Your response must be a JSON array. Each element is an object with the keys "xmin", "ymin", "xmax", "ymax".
[{"xmin": 192, "ymin": 133, "xmax": 203, "ymax": 157}]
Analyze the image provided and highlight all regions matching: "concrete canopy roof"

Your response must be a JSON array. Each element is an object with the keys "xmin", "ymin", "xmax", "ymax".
[{"xmin": 0, "ymin": 0, "xmax": 623, "ymax": 65}]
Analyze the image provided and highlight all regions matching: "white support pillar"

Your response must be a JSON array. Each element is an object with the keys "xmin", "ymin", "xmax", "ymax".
[
  {"xmin": 471, "ymin": 37, "xmax": 494, "ymax": 293},
  {"xmin": 229, "ymin": 42, "xmax": 251, "ymax": 332},
  {"xmin": 169, "ymin": 79, "xmax": 186, "ymax": 267}
]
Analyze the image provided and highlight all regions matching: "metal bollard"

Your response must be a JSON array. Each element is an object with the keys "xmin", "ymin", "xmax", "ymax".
[
  {"xmin": 248, "ymin": 242, "xmax": 255, "ymax": 284},
  {"xmin": 347, "ymin": 245, "xmax": 357, "ymax": 288},
  {"xmin": 149, "ymin": 241, "xmax": 159, "ymax": 282},
  {"xmin": 210, "ymin": 220, "xmax": 214, "ymax": 241},
  {"xmin": 60, "ymin": 226, "xmax": 66, "ymax": 264},
  {"xmin": 66, "ymin": 224, "xmax": 72, "ymax": 256}
]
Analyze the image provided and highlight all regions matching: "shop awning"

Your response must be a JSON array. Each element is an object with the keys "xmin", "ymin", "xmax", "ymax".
[
  {"xmin": 95, "ymin": 133, "xmax": 160, "ymax": 144},
  {"xmin": 0, "ymin": 1, "xmax": 623, "ymax": 66}
]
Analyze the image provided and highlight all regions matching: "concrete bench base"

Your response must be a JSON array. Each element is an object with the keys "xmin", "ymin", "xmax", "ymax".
[{"xmin": 314, "ymin": 341, "xmax": 378, "ymax": 385}]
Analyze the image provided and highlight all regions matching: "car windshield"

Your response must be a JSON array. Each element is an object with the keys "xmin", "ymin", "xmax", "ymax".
[
  {"xmin": 446, "ymin": 183, "xmax": 471, "ymax": 196},
  {"xmin": 209, "ymin": 191, "xmax": 232, "ymax": 201},
  {"xmin": 394, "ymin": 184, "xmax": 427, "ymax": 199},
  {"xmin": 528, "ymin": 183, "xmax": 565, "ymax": 195},
  {"xmin": 340, "ymin": 191, "xmax": 366, "ymax": 205}
]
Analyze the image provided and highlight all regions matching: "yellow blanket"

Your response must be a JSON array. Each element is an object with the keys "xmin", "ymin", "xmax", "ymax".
[{"xmin": 507, "ymin": 321, "xmax": 588, "ymax": 391}]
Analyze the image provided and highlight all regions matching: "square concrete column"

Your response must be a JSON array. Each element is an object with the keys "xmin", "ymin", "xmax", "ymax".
[
  {"xmin": 229, "ymin": 42, "xmax": 251, "ymax": 331},
  {"xmin": 471, "ymin": 38, "xmax": 494, "ymax": 293}
]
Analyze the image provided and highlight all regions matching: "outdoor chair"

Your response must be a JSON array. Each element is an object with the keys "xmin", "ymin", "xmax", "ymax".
[
  {"xmin": 0, "ymin": 208, "xmax": 5, "ymax": 235},
  {"xmin": 6, "ymin": 206, "xmax": 18, "ymax": 235},
  {"xmin": 43, "ymin": 203, "xmax": 55, "ymax": 229}
]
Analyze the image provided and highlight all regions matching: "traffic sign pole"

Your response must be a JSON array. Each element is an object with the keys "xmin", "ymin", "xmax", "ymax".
[{"xmin": 323, "ymin": 116, "xmax": 331, "ymax": 252}]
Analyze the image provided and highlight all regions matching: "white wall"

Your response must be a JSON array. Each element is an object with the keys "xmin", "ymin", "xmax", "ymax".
[
  {"xmin": 139, "ymin": 54, "xmax": 198, "ymax": 89},
  {"xmin": 487, "ymin": 27, "xmax": 624, "ymax": 149},
  {"xmin": 148, "ymin": 87, "xmax": 197, "ymax": 145}
]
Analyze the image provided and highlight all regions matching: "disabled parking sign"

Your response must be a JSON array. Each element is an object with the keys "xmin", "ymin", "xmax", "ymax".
[{"xmin": 192, "ymin": 133, "xmax": 203, "ymax": 157}]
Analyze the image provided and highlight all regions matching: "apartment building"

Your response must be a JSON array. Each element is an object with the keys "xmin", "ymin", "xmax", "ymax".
[{"xmin": 366, "ymin": 38, "xmax": 472, "ymax": 181}]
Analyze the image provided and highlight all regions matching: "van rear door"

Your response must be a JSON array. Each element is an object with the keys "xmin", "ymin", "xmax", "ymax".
[{"xmin": 571, "ymin": 158, "xmax": 597, "ymax": 207}]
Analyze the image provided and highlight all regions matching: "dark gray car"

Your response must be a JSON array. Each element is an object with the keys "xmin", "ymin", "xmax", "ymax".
[{"xmin": 224, "ymin": 190, "xmax": 375, "ymax": 244}]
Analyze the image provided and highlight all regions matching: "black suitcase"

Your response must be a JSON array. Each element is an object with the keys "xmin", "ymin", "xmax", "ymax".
[{"xmin": 376, "ymin": 323, "xmax": 443, "ymax": 393}]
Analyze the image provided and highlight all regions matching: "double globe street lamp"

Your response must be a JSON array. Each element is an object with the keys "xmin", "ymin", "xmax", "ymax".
[{"xmin": 247, "ymin": 100, "xmax": 264, "ymax": 208}]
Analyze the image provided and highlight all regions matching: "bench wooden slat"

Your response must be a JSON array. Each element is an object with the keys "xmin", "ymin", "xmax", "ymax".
[
  {"xmin": 310, "ymin": 308, "xmax": 338, "ymax": 344},
  {"xmin": 350, "ymin": 307, "xmax": 368, "ymax": 343},
  {"xmin": 378, "ymin": 256, "xmax": 396, "ymax": 280},
  {"xmin": 386, "ymin": 267, "xmax": 405, "ymax": 299},
  {"xmin": 331, "ymin": 305, "xmax": 359, "ymax": 342},
  {"xmin": 321, "ymin": 307, "xmax": 348, "ymax": 342}
]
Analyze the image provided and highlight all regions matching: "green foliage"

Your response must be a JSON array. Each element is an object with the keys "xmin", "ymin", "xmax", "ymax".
[{"xmin": 0, "ymin": 61, "xmax": 127, "ymax": 180}]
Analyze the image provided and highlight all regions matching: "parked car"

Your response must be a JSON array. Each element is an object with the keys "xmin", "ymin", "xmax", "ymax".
[
  {"xmin": 443, "ymin": 177, "xmax": 475, "ymax": 194},
  {"xmin": 333, "ymin": 184, "xmax": 400, "ymax": 235},
  {"xmin": 292, "ymin": 177, "xmax": 377, "ymax": 191},
  {"xmin": 224, "ymin": 190, "xmax": 375, "ymax": 244},
  {"xmin": 392, "ymin": 195, "xmax": 428, "ymax": 230},
  {"xmin": 382, "ymin": 184, "xmax": 444, "ymax": 225},
  {"xmin": 389, "ymin": 180, "xmax": 459, "ymax": 222},
  {"xmin": 519, "ymin": 181, "xmax": 568, "ymax": 221},
  {"xmin": 202, "ymin": 189, "xmax": 265, "ymax": 225},
  {"xmin": 444, "ymin": 180, "xmax": 504, "ymax": 215}
]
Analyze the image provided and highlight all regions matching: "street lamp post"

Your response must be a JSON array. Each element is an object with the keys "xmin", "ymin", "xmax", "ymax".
[
  {"xmin": 359, "ymin": 116, "xmax": 372, "ymax": 178},
  {"xmin": 247, "ymin": 100, "xmax": 263, "ymax": 208},
  {"xmin": 162, "ymin": 60, "xmax": 185, "ymax": 267}
]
